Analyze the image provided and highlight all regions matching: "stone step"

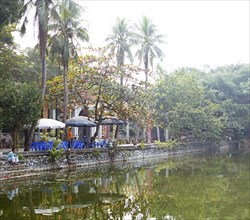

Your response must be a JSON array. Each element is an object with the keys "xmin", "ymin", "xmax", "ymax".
[{"xmin": 0, "ymin": 163, "xmax": 27, "ymax": 171}]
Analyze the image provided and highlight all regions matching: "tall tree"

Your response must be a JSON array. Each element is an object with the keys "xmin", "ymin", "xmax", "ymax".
[
  {"xmin": 0, "ymin": 82, "xmax": 41, "ymax": 149},
  {"xmin": 47, "ymin": 48, "xmax": 147, "ymax": 141},
  {"xmin": 133, "ymin": 16, "xmax": 166, "ymax": 144},
  {"xmin": 105, "ymin": 17, "xmax": 134, "ymax": 85},
  {"xmin": 133, "ymin": 16, "xmax": 166, "ymax": 88},
  {"xmin": 153, "ymin": 69, "xmax": 225, "ymax": 142},
  {"xmin": 19, "ymin": 0, "xmax": 53, "ymax": 150},
  {"xmin": 105, "ymin": 17, "xmax": 134, "ymax": 143},
  {"xmin": 49, "ymin": 0, "xmax": 89, "ymax": 122},
  {"xmin": 21, "ymin": 0, "xmax": 53, "ymax": 101}
]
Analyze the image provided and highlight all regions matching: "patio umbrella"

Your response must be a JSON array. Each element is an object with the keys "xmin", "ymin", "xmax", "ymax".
[
  {"xmin": 66, "ymin": 116, "xmax": 97, "ymax": 127},
  {"xmin": 100, "ymin": 117, "xmax": 125, "ymax": 139},
  {"xmin": 37, "ymin": 118, "xmax": 66, "ymax": 129},
  {"xmin": 100, "ymin": 116, "xmax": 124, "ymax": 125}
]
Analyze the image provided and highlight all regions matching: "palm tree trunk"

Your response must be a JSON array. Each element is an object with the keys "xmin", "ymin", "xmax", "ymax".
[
  {"xmin": 41, "ymin": 52, "xmax": 47, "ymax": 101},
  {"xmin": 144, "ymin": 52, "xmax": 152, "ymax": 144},
  {"xmin": 63, "ymin": 62, "xmax": 69, "ymax": 122},
  {"xmin": 144, "ymin": 52, "xmax": 149, "ymax": 89},
  {"xmin": 118, "ymin": 50, "xmax": 125, "ymax": 86}
]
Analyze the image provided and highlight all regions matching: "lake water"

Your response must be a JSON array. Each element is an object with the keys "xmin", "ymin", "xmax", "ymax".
[{"xmin": 0, "ymin": 152, "xmax": 249, "ymax": 220}]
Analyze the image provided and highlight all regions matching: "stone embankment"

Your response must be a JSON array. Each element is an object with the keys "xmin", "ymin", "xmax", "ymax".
[{"xmin": 0, "ymin": 144, "xmax": 206, "ymax": 181}]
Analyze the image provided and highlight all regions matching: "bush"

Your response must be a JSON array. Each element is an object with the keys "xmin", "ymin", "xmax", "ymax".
[
  {"xmin": 154, "ymin": 139, "xmax": 177, "ymax": 150},
  {"xmin": 139, "ymin": 141, "xmax": 145, "ymax": 149},
  {"xmin": 49, "ymin": 147, "xmax": 63, "ymax": 163}
]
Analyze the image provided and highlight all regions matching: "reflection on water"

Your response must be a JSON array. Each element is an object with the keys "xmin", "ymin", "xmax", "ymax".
[{"xmin": 0, "ymin": 153, "xmax": 249, "ymax": 220}]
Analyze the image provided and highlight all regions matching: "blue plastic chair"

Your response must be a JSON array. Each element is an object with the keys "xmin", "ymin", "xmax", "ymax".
[
  {"xmin": 30, "ymin": 142, "xmax": 48, "ymax": 151},
  {"xmin": 99, "ymin": 140, "xmax": 108, "ymax": 148},
  {"xmin": 72, "ymin": 140, "xmax": 84, "ymax": 149},
  {"xmin": 30, "ymin": 142, "xmax": 38, "ymax": 151},
  {"xmin": 88, "ymin": 141, "xmax": 95, "ymax": 148},
  {"xmin": 48, "ymin": 141, "xmax": 53, "ymax": 150},
  {"xmin": 57, "ymin": 141, "xmax": 69, "ymax": 150},
  {"xmin": 39, "ymin": 142, "xmax": 49, "ymax": 151}
]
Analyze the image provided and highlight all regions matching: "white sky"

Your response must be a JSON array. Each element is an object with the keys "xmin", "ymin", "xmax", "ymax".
[{"xmin": 14, "ymin": 0, "xmax": 250, "ymax": 72}]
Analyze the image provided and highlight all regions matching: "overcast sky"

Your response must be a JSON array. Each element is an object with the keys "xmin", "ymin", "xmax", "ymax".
[{"xmin": 15, "ymin": 0, "xmax": 250, "ymax": 72}]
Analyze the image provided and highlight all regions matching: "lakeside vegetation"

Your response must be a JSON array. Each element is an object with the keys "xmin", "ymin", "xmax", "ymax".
[{"xmin": 0, "ymin": 0, "xmax": 249, "ymax": 150}]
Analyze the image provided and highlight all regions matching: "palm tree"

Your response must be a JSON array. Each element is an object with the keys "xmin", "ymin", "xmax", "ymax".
[
  {"xmin": 133, "ymin": 16, "xmax": 166, "ymax": 88},
  {"xmin": 105, "ymin": 17, "xmax": 134, "ymax": 144},
  {"xmin": 20, "ymin": 0, "xmax": 53, "ymax": 150},
  {"xmin": 21, "ymin": 0, "xmax": 53, "ymax": 101},
  {"xmin": 49, "ymin": 0, "xmax": 89, "ymax": 122},
  {"xmin": 105, "ymin": 17, "xmax": 134, "ymax": 86},
  {"xmin": 133, "ymin": 16, "xmax": 166, "ymax": 144}
]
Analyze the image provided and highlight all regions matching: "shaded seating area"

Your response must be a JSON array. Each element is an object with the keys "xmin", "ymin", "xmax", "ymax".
[
  {"xmin": 57, "ymin": 141, "xmax": 69, "ymax": 150},
  {"xmin": 30, "ymin": 139, "xmax": 109, "ymax": 151},
  {"xmin": 30, "ymin": 141, "xmax": 53, "ymax": 151},
  {"xmin": 29, "ymin": 116, "xmax": 122, "ymax": 151},
  {"xmin": 71, "ymin": 140, "xmax": 84, "ymax": 149}
]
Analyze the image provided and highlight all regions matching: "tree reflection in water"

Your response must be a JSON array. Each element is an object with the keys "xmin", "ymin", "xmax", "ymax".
[{"xmin": 0, "ymin": 153, "xmax": 249, "ymax": 219}]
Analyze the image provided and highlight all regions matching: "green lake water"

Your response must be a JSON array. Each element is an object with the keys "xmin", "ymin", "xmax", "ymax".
[{"xmin": 0, "ymin": 153, "xmax": 249, "ymax": 220}]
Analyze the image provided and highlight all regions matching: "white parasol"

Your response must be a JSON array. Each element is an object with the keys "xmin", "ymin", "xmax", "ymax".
[{"xmin": 36, "ymin": 118, "xmax": 66, "ymax": 129}]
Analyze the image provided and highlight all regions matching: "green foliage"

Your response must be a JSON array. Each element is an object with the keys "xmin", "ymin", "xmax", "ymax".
[
  {"xmin": 40, "ymin": 132, "xmax": 49, "ymax": 142},
  {"xmin": 18, "ymin": 153, "xmax": 25, "ymax": 161},
  {"xmin": 201, "ymin": 64, "xmax": 250, "ymax": 139},
  {"xmin": 0, "ymin": 25, "xmax": 15, "ymax": 45},
  {"xmin": 0, "ymin": 0, "xmax": 24, "ymax": 29},
  {"xmin": 153, "ymin": 69, "xmax": 224, "ymax": 142},
  {"xmin": 93, "ymin": 148, "xmax": 101, "ymax": 159},
  {"xmin": 133, "ymin": 16, "xmax": 166, "ymax": 86},
  {"xmin": 154, "ymin": 139, "xmax": 177, "ymax": 149},
  {"xmin": 0, "ymin": 43, "xmax": 27, "ymax": 82},
  {"xmin": 108, "ymin": 148, "xmax": 117, "ymax": 162},
  {"xmin": 41, "ymin": 130, "xmax": 62, "ymax": 149},
  {"xmin": 48, "ymin": 47, "xmax": 148, "ymax": 137},
  {"xmin": 105, "ymin": 17, "xmax": 134, "ymax": 67},
  {"xmin": 139, "ymin": 141, "xmax": 145, "ymax": 149},
  {"xmin": 0, "ymin": 82, "xmax": 41, "ymax": 147},
  {"xmin": 46, "ymin": 131, "xmax": 63, "ymax": 162},
  {"xmin": 167, "ymin": 101, "xmax": 225, "ymax": 142},
  {"xmin": 49, "ymin": 147, "xmax": 63, "ymax": 163},
  {"xmin": 48, "ymin": 0, "xmax": 89, "ymax": 122}
]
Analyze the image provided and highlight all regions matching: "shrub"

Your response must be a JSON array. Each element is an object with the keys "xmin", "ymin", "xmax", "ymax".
[
  {"xmin": 154, "ymin": 139, "xmax": 177, "ymax": 150},
  {"xmin": 49, "ymin": 147, "xmax": 63, "ymax": 163},
  {"xmin": 139, "ymin": 141, "xmax": 145, "ymax": 149}
]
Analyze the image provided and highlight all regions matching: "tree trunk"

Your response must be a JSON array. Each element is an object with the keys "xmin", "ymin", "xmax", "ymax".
[
  {"xmin": 144, "ymin": 52, "xmax": 149, "ymax": 89},
  {"xmin": 165, "ymin": 129, "xmax": 169, "ymax": 142},
  {"xmin": 126, "ymin": 118, "xmax": 130, "ymax": 143},
  {"xmin": 41, "ymin": 50, "xmax": 47, "ymax": 101},
  {"xmin": 0, "ymin": 129, "xmax": 2, "ymax": 148},
  {"xmin": 147, "ymin": 113, "xmax": 152, "ymax": 144},
  {"xmin": 25, "ymin": 123, "xmax": 36, "ymax": 151},
  {"xmin": 11, "ymin": 127, "xmax": 19, "ymax": 148},
  {"xmin": 117, "ymin": 50, "xmax": 125, "ymax": 86},
  {"xmin": 26, "ymin": 190, "xmax": 35, "ymax": 219},
  {"xmin": 63, "ymin": 63, "xmax": 68, "ymax": 122},
  {"xmin": 144, "ymin": 52, "xmax": 152, "ymax": 144},
  {"xmin": 157, "ymin": 125, "xmax": 160, "ymax": 141},
  {"xmin": 135, "ymin": 125, "xmax": 140, "ymax": 144}
]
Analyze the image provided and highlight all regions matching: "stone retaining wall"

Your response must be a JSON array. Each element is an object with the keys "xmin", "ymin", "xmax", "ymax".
[{"xmin": 0, "ymin": 145, "xmax": 206, "ymax": 181}]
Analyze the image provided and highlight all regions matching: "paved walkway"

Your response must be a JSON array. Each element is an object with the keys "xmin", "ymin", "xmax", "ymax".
[{"xmin": 0, "ymin": 148, "xmax": 25, "ymax": 154}]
